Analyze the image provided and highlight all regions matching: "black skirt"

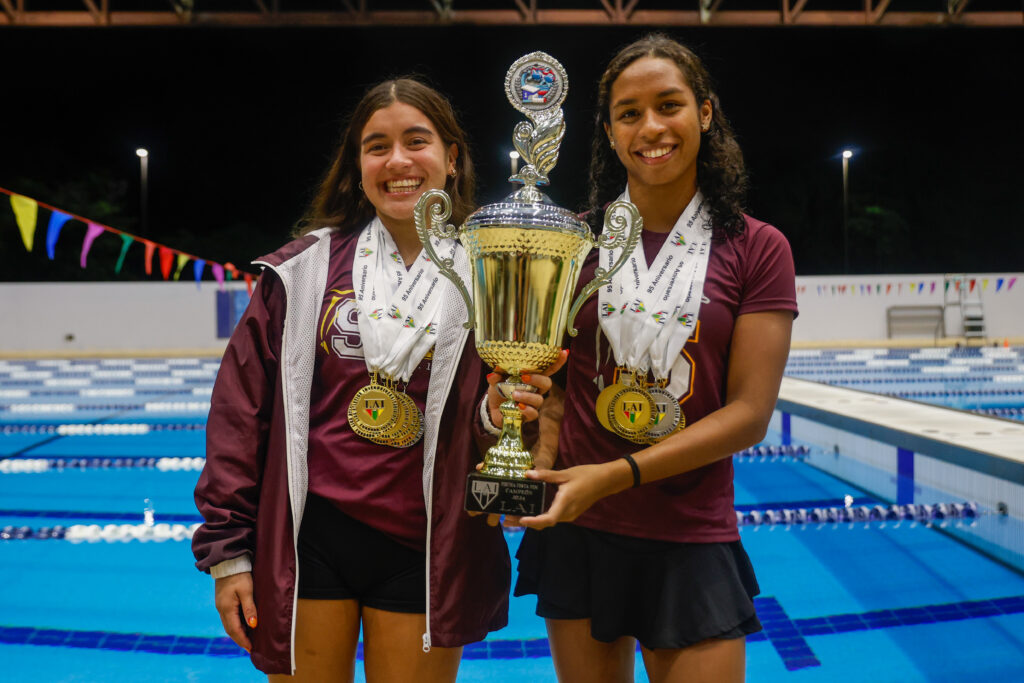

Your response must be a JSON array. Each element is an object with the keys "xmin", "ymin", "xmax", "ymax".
[{"xmin": 514, "ymin": 523, "xmax": 762, "ymax": 650}]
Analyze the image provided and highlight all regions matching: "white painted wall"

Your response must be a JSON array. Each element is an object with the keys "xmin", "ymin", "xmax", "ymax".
[
  {"xmin": 1, "ymin": 271, "xmax": 1021, "ymax": 354},
  {"xmin": 0, "ymin": 281, "xmax": 249, "ymax": 354}
]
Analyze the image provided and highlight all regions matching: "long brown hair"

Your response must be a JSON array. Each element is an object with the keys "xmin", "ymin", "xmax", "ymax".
[
  {"xmin": 588, "ymin": 34, "xmax": 748, "ymax": 238},
  {"xmin": 296, "ymin": 78, "xmax": 476, "ymax": 237}
]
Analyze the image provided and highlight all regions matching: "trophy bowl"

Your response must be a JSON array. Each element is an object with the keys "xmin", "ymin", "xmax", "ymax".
[{"xmin": 414, "ymin": 52, "xmax": 642, "ymax": 515}]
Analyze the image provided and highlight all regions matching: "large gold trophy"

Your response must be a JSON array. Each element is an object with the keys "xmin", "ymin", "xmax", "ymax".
[{"xmin": 415, "ymin": 52, "xmax": 642, "ymax": 515}]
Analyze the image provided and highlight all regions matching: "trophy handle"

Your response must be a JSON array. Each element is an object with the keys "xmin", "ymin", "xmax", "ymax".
[
  {"xmin": 414, "ymin": 189, "xmax": 475, "ymax": 330},
  {"xmin": 565, "ymin": 200, "xmax": 643, "ymax": 337}
]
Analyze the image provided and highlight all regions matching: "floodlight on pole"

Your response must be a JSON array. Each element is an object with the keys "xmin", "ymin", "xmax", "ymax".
[
  {"xmin": 841, "ymin": 150, "xmax": 853, "ymax": 274},
  {"xmin": 136, "ymin": 148, "xmax": 150, "ymax": 236}
]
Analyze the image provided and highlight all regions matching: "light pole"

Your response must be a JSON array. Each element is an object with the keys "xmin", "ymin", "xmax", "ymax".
[
  {"xmin": 842, "ymin": 149, "xmax": 852, "ymax": 274},
  {"xmin": 136, "ymin": 148, "xmax": 149, "ymax": 236}
]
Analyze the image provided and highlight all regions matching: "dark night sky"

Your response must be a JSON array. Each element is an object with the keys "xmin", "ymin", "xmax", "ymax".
[{"xmin": 1, "ymin": 25, "xmax": 1021, "ymax": 280}]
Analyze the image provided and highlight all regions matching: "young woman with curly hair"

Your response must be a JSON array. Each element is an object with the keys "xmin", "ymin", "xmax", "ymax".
[{"xmin": 514, "ymin": 35, "xmax": 798, "ymax": 683}]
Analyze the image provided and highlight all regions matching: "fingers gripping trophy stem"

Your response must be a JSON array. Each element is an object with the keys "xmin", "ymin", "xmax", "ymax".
[
  {"xmin": 413, "ymin": 189, "xmax": 474, "ymax": 330},
  {"xmin": 481, "ymin": 376, "xmax": 537, "ymax": 478},
  {"xmin": 566, "ymin": 200, "xmax": 644, "ymax": 337}
]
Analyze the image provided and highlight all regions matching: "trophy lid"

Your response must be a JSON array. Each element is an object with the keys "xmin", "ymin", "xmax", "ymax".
[{"xmin": 464, "ymin": 191, "xmax": 589, "ymax": 237}]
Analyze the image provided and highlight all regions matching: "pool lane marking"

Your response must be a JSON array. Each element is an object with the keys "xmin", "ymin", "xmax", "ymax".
[
  {"xmin": 897, "ymin": 446, "xmax": 915, "ymax": 504},
  {"xmin": 734, "ymin": 496, "xmax": 879, "ymax": 512},
  {"xmin": 749, "ymin": 596, "xmax": 819, "ymax": 671},
  {"xmin": 0, "ymin": 509, "xmax": 203, "ymax": 523},
  {"xmin": 2, "ymin": 387, "xmax": 198, "ymax": 458},
  {"xmin": 3, "ymin": 595, "xmax": 1022, "ymax": 664}
]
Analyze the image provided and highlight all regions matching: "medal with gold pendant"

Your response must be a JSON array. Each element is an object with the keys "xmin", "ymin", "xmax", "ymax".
[
  {"xmin": 642, "ymin": 383, "xmax": 684, "ymax": 444},
  {"xmin": 606, "ymin": 370, "xmax": 656, "ymax": 441},
  {"xmin": 348, "ymin": 217, "xmax": 454, "ymax": 448},
  {"xmin": 594, "ymin": 370, "xmax": 625, "ymax": 431},
  {"xmin": 348, "ymin": 372, "xmax": 403, "ymax": 442},
  {"xmin": 596, "ymin": 191, "xmax": 713, "ymax": 446},
  {"xmin": 381, "ymin": 382, "xmax": 424, "ymax": 448}
]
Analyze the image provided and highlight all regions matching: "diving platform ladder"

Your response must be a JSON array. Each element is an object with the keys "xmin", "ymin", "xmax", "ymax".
[{"xmin": 943, "ymin": 274, "xmax": 986, "ymax": 343}]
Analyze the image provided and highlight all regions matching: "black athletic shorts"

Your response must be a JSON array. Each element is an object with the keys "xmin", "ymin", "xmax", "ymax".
[
  {"xmin": 296, "ymin": 493, "xmax": 426, "ymax": 613},
  {"xmin": 514, "ymin": 523, "xmax": 762, "ymax": 650}
]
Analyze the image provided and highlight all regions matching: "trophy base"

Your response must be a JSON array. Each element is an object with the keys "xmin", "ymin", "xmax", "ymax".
[{"xmin": 465, "ymin": 473, "xmax": 549, "ymax": 516}]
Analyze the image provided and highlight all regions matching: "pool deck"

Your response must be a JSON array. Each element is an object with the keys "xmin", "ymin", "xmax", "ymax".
[{"xmin": 779, "ymin": 377, "xmax": 1024, "ymax": 477}]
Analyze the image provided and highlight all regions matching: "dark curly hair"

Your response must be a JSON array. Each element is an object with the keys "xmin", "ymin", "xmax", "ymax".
[
  {"xmin": 296, "ymin": 78, "xmax": 475, "ymax": 237},
  {"xmin": 587, "ymin": 34, "xmax": 748, "ymax": 238}
]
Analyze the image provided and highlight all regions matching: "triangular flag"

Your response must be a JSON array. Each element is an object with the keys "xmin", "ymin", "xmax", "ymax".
[
  {"xmin": 80, "ymin": 223, "xmax": 106, "ymax": 268},
  {"xmin": 969, "ymin": 278, "xmax": 976, "ymax": 293},
  {"xmin": 158, "ymin": 246, "xmax": 175, "ymax": 280},
  {"xmin": 1008, "ymin": 277, "xmax": 1017, "ymax": 291},
  {"xmin": 193, "ymin": 259, "xmax": 206, "ymax": 288},
  {"xmin": 982, "ymin": 278, "xmax": 989, "ymax": 291},
  {"xmin": 115, "ymin": 234, "xmax": 134, "ymax": 273},
  {"xmin": 10, "ymin": 194, "xmax": 39, "ymax": 251},
  {"xmin": 46, "ymin": 211, "xmax": 72, "ymax": 260},
  {"xmin": 930, "ymin": 282, "xmax": 936, "ymax": 294},
  {"xmin": 244, "ymin": 273, "xmax": 254, "ymax": 295},
  {"xmin": 212, "ymin": 263, "xmax": 225, "ymax": 290},
  {"xmin": 142, "ymin": 240, "xmax": 157, "ymax": 275},
  {"xmin": 996, "ymin": 278, "xmax": 1004, "ymax": 292},
  {"xmin": 173, "ymin": 253, "xmax": 189, "ymax": 281},
  {"xmin": 886, "ymin": 284, "xmax": 892, "ymax": 294},
  {"xmin": 225, "ymin": 262, "xmax": 237, "ymax": 281}
]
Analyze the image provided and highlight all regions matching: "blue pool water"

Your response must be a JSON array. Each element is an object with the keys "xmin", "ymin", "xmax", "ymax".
[{"xmin": 2, "ymin": 357, "xmax": 1023, "ymax": 682}]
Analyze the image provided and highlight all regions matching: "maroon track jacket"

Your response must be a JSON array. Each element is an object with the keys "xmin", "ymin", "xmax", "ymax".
[{"xmin": 192, "ymin": 228, "xmax": 510, "ymax": 674}]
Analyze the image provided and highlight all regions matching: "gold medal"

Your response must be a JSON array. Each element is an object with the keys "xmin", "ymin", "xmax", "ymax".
[
  {"xmin": 348, "ymin": 375, "xmax": 401, "ymax": 442},
  {"xmin": 594, "ymin": 382, "xmax": 620, "ymax": 431},
  {"xmin": 643, "ymin": 385, "xmax": 683, "ymax": 443},
  {"xmin": 384, "ymin": 390, "xmax": 424, "ymax": 448},
  {"xmin": 607, "ymin": 383, "xmax": 655, "ymax": 439}
]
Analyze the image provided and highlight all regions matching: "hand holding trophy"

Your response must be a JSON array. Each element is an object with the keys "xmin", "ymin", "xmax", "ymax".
[{"xmin": 414, "ymin": 52, "xmax": 643, "ymax": 516}]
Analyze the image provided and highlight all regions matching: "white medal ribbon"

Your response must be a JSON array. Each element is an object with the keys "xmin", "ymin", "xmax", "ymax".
[
  {"xmin": 353, "ymin": 217, "xmax": 457, "ymax": 382},
  {"xmin": 598, "ymin": 190, "xmax": 712, "ymax": 380}
]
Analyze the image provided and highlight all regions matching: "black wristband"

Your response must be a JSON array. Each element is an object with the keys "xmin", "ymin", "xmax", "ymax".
[{"xmin": 622, "ymin": 453, "xmax": 641, "ymax": 488}]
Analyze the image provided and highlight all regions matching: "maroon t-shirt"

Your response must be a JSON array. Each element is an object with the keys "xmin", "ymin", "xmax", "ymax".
[
  {"xmin": 560, "ymin": 215, "xmax": 798, "ymax": 543},
  {"xmin": 307, "ymin": 230, "xmax": 432, "ymax": 550}
]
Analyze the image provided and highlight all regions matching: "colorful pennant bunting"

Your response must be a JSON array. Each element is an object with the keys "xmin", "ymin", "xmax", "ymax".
[
  {"xmin": 10, "ymin": 194, "xmax": 38, "ymax": 251},
  {"xmin": 46, "ymin": 211, "xmax": 71, "ymax": 259},
  {"xmin": 2, "ymin": 185, "xmax": 253, "ymax": 292}
]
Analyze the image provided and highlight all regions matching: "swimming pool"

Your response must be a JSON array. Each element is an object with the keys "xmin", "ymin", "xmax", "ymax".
[
  {"xmin": 2, "ymin": 356, "xmax": 1023, "ymax": 682},
  {"xmin": 785, "ymin": 346, "xmax": 1024, "ymax": 420}
]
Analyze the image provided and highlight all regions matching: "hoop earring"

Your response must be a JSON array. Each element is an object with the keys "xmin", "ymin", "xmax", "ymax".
[{"xmin": 358, "ymin": 181, "xmax": 364, "ymax": 191}]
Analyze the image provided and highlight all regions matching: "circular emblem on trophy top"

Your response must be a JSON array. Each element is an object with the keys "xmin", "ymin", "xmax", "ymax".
[{"xmin": 505, "ymin": 51, "xmax": 568, "ymax": 117}]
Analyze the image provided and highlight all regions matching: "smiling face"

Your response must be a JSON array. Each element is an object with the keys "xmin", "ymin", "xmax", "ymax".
[
  {"xmin": 359, "ymin": 100, "xmax": 457, "ymax": 234},
  {"xmin": 604, "ymin": 56, "xmax": 712, "ymax": 200}
]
